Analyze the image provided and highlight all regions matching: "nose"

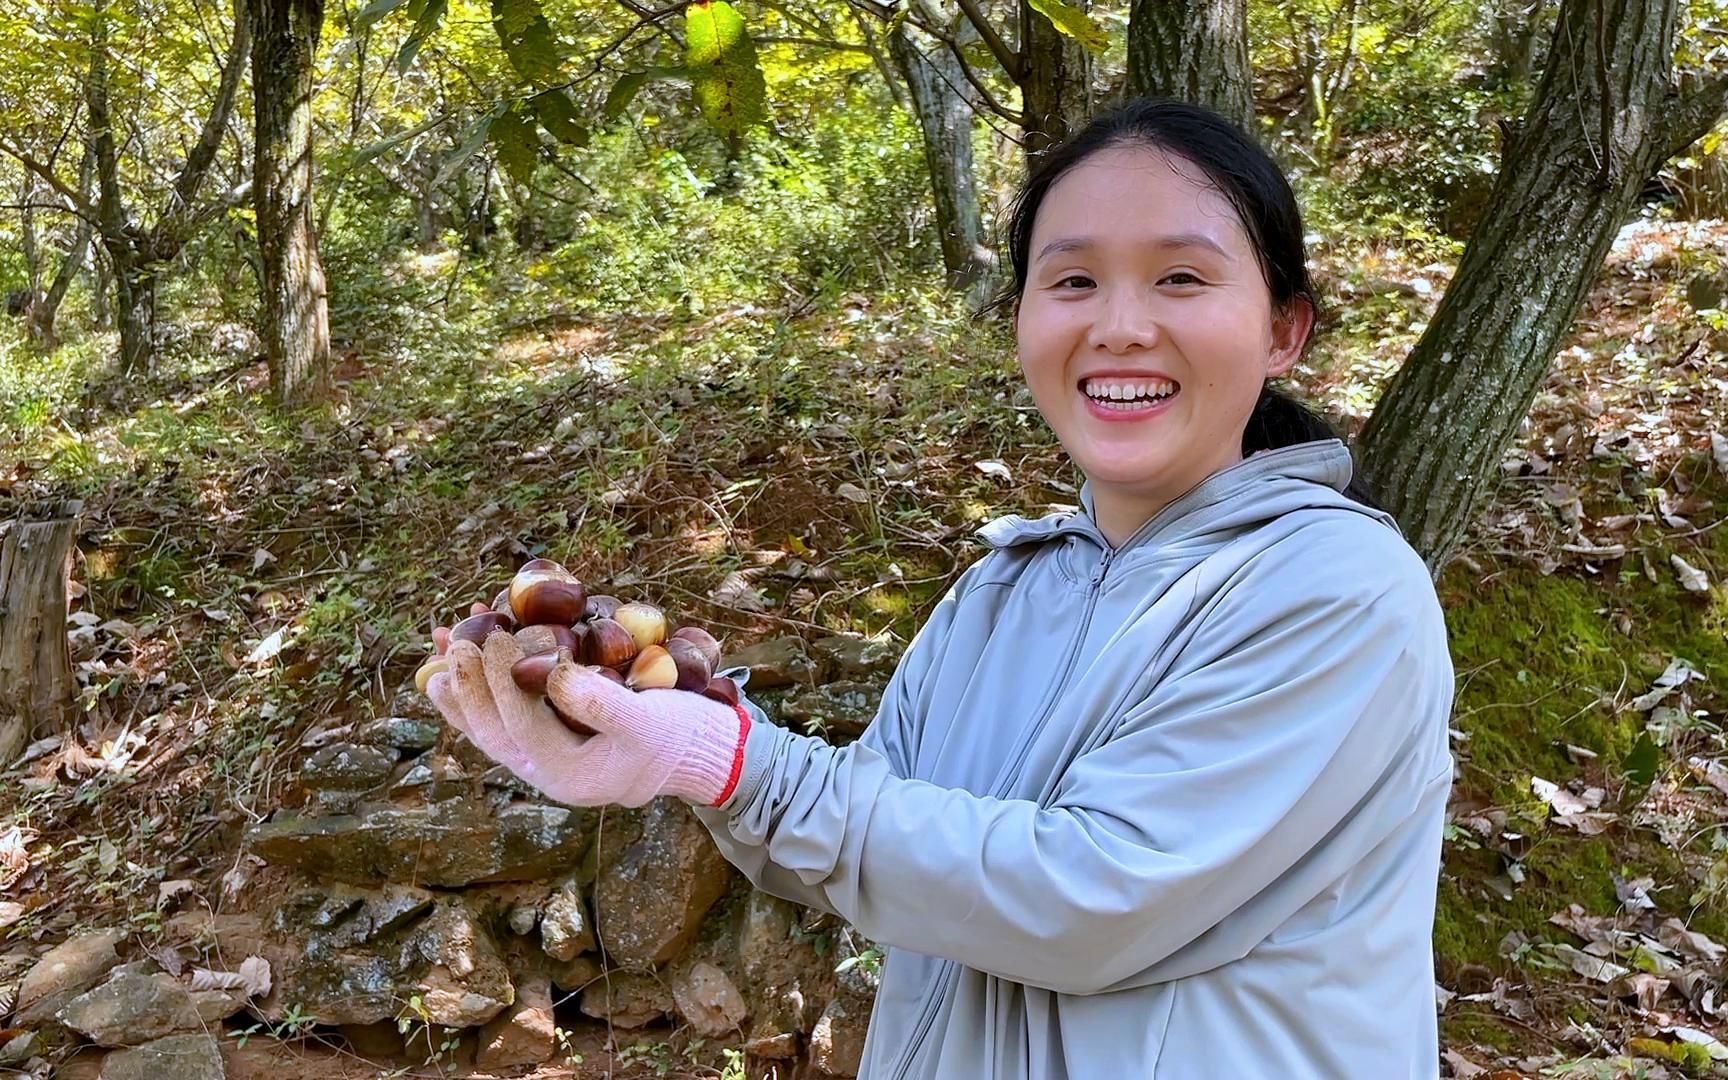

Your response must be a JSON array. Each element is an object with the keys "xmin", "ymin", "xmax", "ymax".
[{"xmin": 1087, "ymin": 288, "xmax": 1161, "ymax": 354}]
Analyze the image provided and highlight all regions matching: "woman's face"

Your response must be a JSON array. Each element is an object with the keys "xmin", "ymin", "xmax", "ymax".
[{"xmin": 1015, "ymin": 145, "xmax": 1312, "ymax": 536}]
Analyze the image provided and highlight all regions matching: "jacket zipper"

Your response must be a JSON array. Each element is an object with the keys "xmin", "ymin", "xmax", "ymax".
[{"xmin": 889, "ymin": 544, "xmax": 1116, "ymax": 1080}]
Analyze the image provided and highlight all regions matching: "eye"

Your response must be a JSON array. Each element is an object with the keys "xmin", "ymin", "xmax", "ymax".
[
  {"xmin": 1056, "ymin": 274, "xmax": 1094, "ymax": 289},
  {"xmin": 1161, "ymin": 272, "xmax": 1205, "ymax": 286}
]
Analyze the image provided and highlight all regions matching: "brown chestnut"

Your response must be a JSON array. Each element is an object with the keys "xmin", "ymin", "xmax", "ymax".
[
  {"xmin": 701, "ymin": 675, "xmax": 740, "ymax": 706},
  {"xmin": 415, "ymin": 656, "xmax": 451, "ymax": 695},
  {"xmin": 584, "ymin": 594, "xmax": 622, "ymax": 621},
  {"xmin": 515, "ymin": 623, "xmax": 584, "ymax": 658},
  {"xmin": 625, "ymin": 644, "xmax": 678, "ymax": 689},
  {"xmin": 509, "ymin": 567, "xmax": 587, "ymax": 627},
  {"xmin": 492, "ymin": 586, "xmax": 513, "ymax": 613},
  {"xmin": 586, "ymin": 617, "xmax": 638, "ymax": 669},
  {"xmin": 669, "ymin": 626, "xmax": 722, "ymax": 670},
  {"xmin": 592, "ymin": 665, "xmax": 626, "ymax": 685},
  {"xmin": 451, "ymin": 610, "xmax": 516, "ymax": 645},
  {"xmin": 613, "ymin": 602, "xmax": 668, "ymax": 652},
  {"xmin": 511, "ymin": 651, "xmax": 557, "ymax": 695},
  {"xmin": 665, "ymin": 638, "xmax": 714, "ymax": 692}
]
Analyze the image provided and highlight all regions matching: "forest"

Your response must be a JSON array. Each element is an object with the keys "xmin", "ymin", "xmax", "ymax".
[{"xmin": 3, "ymin": 0, "xmax": 1728, "ymax": 1076}]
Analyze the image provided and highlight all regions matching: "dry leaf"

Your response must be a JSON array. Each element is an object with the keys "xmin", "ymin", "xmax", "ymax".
[
  {"xmin": 189, "ymin": 956, "xmax": 271, "ymax": 998},
  {"xmin": 157, "ymin": 879, "xmax": 197, "ymax": 907},
  {"xmin": 973, "ymin": 459, "xmax": 1012, "ymax": 482},
  {"xmin": 0, "ymin": 902, "xmax": 23, "ymax": 929},
  {"xmin": 709, "ymin": 571, "xmax": 768, "ymax": 613},
  {"xmin": 835, "ymin": 483, "xmax": 869, "ymax": 504},
  {"xmin": 1712, "ymin": 431, "xmax": 1728, "ymax": 475},
  {"xmin": 1672, "ymin": 554, "xmax": 1710, "ymax": 593}
]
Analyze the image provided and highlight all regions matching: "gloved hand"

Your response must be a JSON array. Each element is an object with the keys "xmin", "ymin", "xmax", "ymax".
[{"xmin": 424, "ymin": 626, "xmax": 750, "ymax": 809}]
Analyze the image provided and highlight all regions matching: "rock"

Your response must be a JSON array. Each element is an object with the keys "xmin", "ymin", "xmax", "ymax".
[
  {"xmin": 476, "ymin": 971, "xmax": 554, "ymax": 1068},
  {"xmin": 719, "ymin": 637, "xmax": 821, "ymax": 690},
  {"xmin": 744, "ymin": 1032, "xmax": 799, "ymax": 1059},
  {"xmin": 98, "ymin": 1033, "xmax": 223, "ymax": 1080},
  {"xmin": 0, "ymin": 1030, "xmax": 37, "ymax": 1066},
  {"xmin": 388, "ymin": 684, "xmax": 442, "ymax": 724},
  {"xmin": 506, "ymin": 902, "xmax": 539, "ymax": 937},
  {"xmin": 353, "ymin": 717, "xmax": 440, "ymax": 752},
  {"xmin": 260, "ymin": 892, "xmax": 511, "ymax": 1028},
  {"xmin": 60, "ymin": 966, "xmax": 202, "ymax": 1047},
  {"xmin": 188, "ymin": 988, "xmax": 248, "ymax": 1023},
  {"xmin": 539, "ymin": 879, "xmax": 594, "ymax": 962},
  {"xmin": 578, "ymin": 971, "xmax": 670, "ymax": 1028},
  {"xmin": 548, "ymin": 955, "xmax": 602, "ymax": 995},
  {"xmin": 810, "ymin": 997, "xmax": 866, "ymax": 1077},
  {"xmin": 811, "ymin": 635, "xmax": 901, "ymax": 679},
  {"xmin": 15, "ymin": 929, "xmax": 127, "ymax": 1025},
  {"xmin": 300, "ymin": 744, "xmax": 398, "ymax": 809},
  {"xmin": 594, "ymin": 800, "xmax": 734, "ymax": 967},
  {"xmin": 780, "ymin": 680, "xmax": 883, "ymax": 741},
  {"xmin": 671, "ymin": 961, "xmax": 748, "ymax": 1038},
  {"xmin": 245, "ymin": 799, "xmax": 593, "ymax": 886}
]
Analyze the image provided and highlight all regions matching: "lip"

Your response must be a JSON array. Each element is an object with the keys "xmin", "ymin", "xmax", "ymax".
[
  {"xmin": 1076, "ymin": 368, "xmax": 1181, "ymax": 390},
  {"xmin": 1082, "ymin": 388, "xmax": 1179, "ymax": 422}
]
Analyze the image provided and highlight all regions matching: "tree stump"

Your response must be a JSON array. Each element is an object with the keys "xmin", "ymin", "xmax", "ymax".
[{"xmin": 0, "ymin": 500, "xmax": 81, "ymax": 764}]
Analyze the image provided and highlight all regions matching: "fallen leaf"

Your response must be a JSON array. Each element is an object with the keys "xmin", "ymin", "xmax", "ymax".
[
  {"xmin": 1548, "ymin": 943, "xmax": 1630, "ymax": 982},
  {"xmin": 0, "ymin": 902, "xmax": 23, "ymax": 929},
  {"xmin": 252, "ymin": 548, "xmax": 276, "ymax": 571},
  {"xmin": 1612, "ymin": 971, "xmax": 1670, "ymax": 1011},
  {"xmin": 1658, "ymin": 917, "xmax": 1726, "ymax": 963},
  {"xmin": 157, "ymin": 879, "xmax": 198, "ymax": 907},
  {"xmin": 709, "ymin": 571, "xmax": 768, "ymax": 613},
  {"xmin": 1441, "ymin": 1049, "xmax": 1487, "ymax": 1079},
  {"xmin": 1712, "ymin": 431, "xmax": 1728, "ymax": 475},
  {"xmin": 1667, "ymin": 1026, "xmax": 1728, "ymax": 1060},
  {"xmin": 835, "ymin": 483, "xmax": 869, "ymax": 504},
  {"xmin": 973, "ymin": 459, "xmax": 1012, "ymax": 482},
  {"xmin": 1672, "ymin": 554, "xmax": 1710, "ymax": 592},
  {"xmin": 189, "ymin": 956, "xmax": 271, "ymax": 998}
]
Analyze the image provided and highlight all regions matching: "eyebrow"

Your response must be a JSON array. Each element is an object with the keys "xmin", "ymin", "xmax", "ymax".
[{"xmin": 1034, "ymin": 234, "xmax": 1233, "ymax": 264}]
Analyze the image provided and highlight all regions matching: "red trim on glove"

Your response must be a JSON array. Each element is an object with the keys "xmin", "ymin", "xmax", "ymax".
[{"xmin": 710, "ymin": 703, "xmax": 752, "ymax": 808}]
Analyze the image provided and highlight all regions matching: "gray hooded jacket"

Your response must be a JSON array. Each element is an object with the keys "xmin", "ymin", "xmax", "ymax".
[{"xmin": 695, "ymin": 439, "xmax": 1455, "ymax": 1078}]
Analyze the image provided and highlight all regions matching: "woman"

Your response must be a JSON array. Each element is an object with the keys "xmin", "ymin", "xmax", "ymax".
[{"xmin": 429, "ymin": 97, "xmax": 1456, "ymax": 1078}]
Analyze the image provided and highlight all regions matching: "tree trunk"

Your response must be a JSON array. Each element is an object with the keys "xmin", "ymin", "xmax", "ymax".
[
  {"xmin": 889, "ymin": 22, "xmax": 994, "ymax": 296},
  {"xmin": 1356, "ymin": 0, "xmax": 1728, "ymax": 570},
  {"xmin": 252, "ymin": 0, "xmax": 332, "ymax": 406},
  {"xmin": 109, "ymin": 249, "xmax": 158, "ymax": 375},
  {"xmin": 91, "ymin": 247, "xmax": 111, "ymax": 330},
  {"xmin": 1020, "ymin": 0, "xmax": 1095, "ymax": 157},
  {"xmin": 28, "ymin": 148, "xmax": 98, "ymax": 351},
  {"xmin": 1125, "ymin": 0, "xmax": 1253, "ymax": 131},
  {"xmin": 0, "ymin": 502, "xmax": 81, "ymax": 766}
]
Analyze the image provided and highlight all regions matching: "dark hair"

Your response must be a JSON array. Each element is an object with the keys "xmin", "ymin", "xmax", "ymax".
[{"xmin": 978, "ymin": 97, "xmax": 1381, "ymax": 509}]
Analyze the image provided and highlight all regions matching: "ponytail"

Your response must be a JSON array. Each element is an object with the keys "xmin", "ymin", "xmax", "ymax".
[{"xmin": 1243, "ymin": 384, "xmax": 1384, "ymax": 510}]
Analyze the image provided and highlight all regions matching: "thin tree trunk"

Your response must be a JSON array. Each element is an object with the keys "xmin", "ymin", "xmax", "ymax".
[
  {"xmin": 1357, "ymin": 0, "xmax": 1728, "ymax": 570},
  {"xmin": 252, "ymin": 0, "xmax": 332, "ymax": 405},
  {"xmin": 889, "ymin": 23, "xmax": 993, "ymax": 295},
  {"xmin": 0, "ymin": 502, "xmax": 81, "ymax": 766},
  {"xmin": 1125, "ymin": 0, "xmax": 1253, "ymax": 131},
  {"xmin": 29, "ymin": 148, "xmax": 97, "ymax": 351},
  {"xmin": 1020, "ymin": 0, "xmax": 1095, "ymax": 157}
]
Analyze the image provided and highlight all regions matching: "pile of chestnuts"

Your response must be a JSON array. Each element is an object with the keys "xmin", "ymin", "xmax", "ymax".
[{"xmin": 414, "ymin": 559, "xmax": 738, "ymax": 734}]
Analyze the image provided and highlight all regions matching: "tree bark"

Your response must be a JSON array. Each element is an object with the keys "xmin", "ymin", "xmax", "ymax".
[
  {"xmin": 1356, "ymin": 0, "xmax": 1728, "ymax": 571},
  {"xmin": 251, "ymin": 0, "xmax": 332, "ymax": 406},
  {"xmin": 28, "ymin": 148, "xmax": 97, "ymax": 351},
  {"xmin": 1125, "ymin": 0, "xmax": 1253, "ymax": 131},
  {"xmin": 0, "ymin": 503, "xmax": 81, "ymax": 766},
  {"xmin": 1020, "ymin": 0, "xmax": 1095, "ymax": 157},
  {"xmin": 889, "ymin": 22, "xmax": 994, "ymax": 296}
]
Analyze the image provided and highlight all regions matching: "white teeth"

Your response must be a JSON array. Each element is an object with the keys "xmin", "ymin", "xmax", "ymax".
[{"xmin": 1082, "ymin": 378, "xmax": 1176, "ymax": 402}]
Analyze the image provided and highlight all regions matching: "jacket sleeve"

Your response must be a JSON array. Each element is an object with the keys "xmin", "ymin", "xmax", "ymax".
[
  {"xmin": 690, "ymin": 554, "xmax": 996, "ymax": 915},
  {"xmin": 696, "ymin": 543, "xmax": 1454, "ymax": 995}
]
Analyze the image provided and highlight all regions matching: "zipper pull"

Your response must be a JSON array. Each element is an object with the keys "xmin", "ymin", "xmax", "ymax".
[{"xmin": 1091, "ymin": 550, "xmax": 1113, "ymax": 588}]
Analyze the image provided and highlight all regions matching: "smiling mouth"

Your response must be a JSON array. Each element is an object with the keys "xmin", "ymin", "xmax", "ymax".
[{"xmin": 1078, "ymin": 376, "xmax": 1181, "ymax": 410}]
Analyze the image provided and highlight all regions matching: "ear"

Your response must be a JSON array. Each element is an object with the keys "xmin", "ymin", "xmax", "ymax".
[{"xmin": 1266, "ymin": 297, "xmax": 1314, "ymax": 379}]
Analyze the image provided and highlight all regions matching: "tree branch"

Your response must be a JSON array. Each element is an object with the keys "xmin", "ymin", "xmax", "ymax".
[
  {"xmin": 1658, "ymin": 71, "xmax": 1728, "ymax": 162},
  {"xmin": 155, "ymin": 0, "xmax": 251, "ymax": 250},
  {"xmin": 0, "ymin": 139, "xmax": 90, "ymax": 213},
  {"xmin": 950, "ymin": 0, "xmax": 1021, "ymax": 83},
  {"xmin": 756, "ymin": 35, "xmax": 871, "ymax": 51}
]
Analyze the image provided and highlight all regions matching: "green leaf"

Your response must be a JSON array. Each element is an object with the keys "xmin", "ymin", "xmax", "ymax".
[
  {"xmin": 352, "ymin": 114, "xmax": 447, "ymax": 164},
  {"xmin": 603, "ymin": 71, "xmax": 651, "ymax": 122},
  {"xmin": 395, "ymin": 0, "xmax": 447, "ymax": 73},
  {"xmin": 354, "ymin": 0, "xmax": 410, "ymax": 31},
  {"xmin": 1026, "ymin": 0, "xmax": 1108, "ymax": 54},
  {"xmin": 529, "ymin": 89, "xmax": 588, "ymax": 146},
  {"xmin": 432, "ymin": 109, "xmax": 498, "ymax": 190},
  {"xmin": 1622, "ymin": 732, "xmax": 1660, "ymax": 786},
  {"xmin": 684, "ymin": 0, "xmax": 767, "ymax": 144},
  {"xmin": 491, "ymin": 106, "xmax": 541, "ymax": 186},
  {"xmin": 491, "ymin": 0, "xmax": 563, "ymax": 87}
]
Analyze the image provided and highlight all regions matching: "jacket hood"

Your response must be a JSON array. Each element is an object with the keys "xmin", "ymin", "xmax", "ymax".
[{"xmin": 973, "ymin": 439, "xmax": 1401, "ymax": 563}]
